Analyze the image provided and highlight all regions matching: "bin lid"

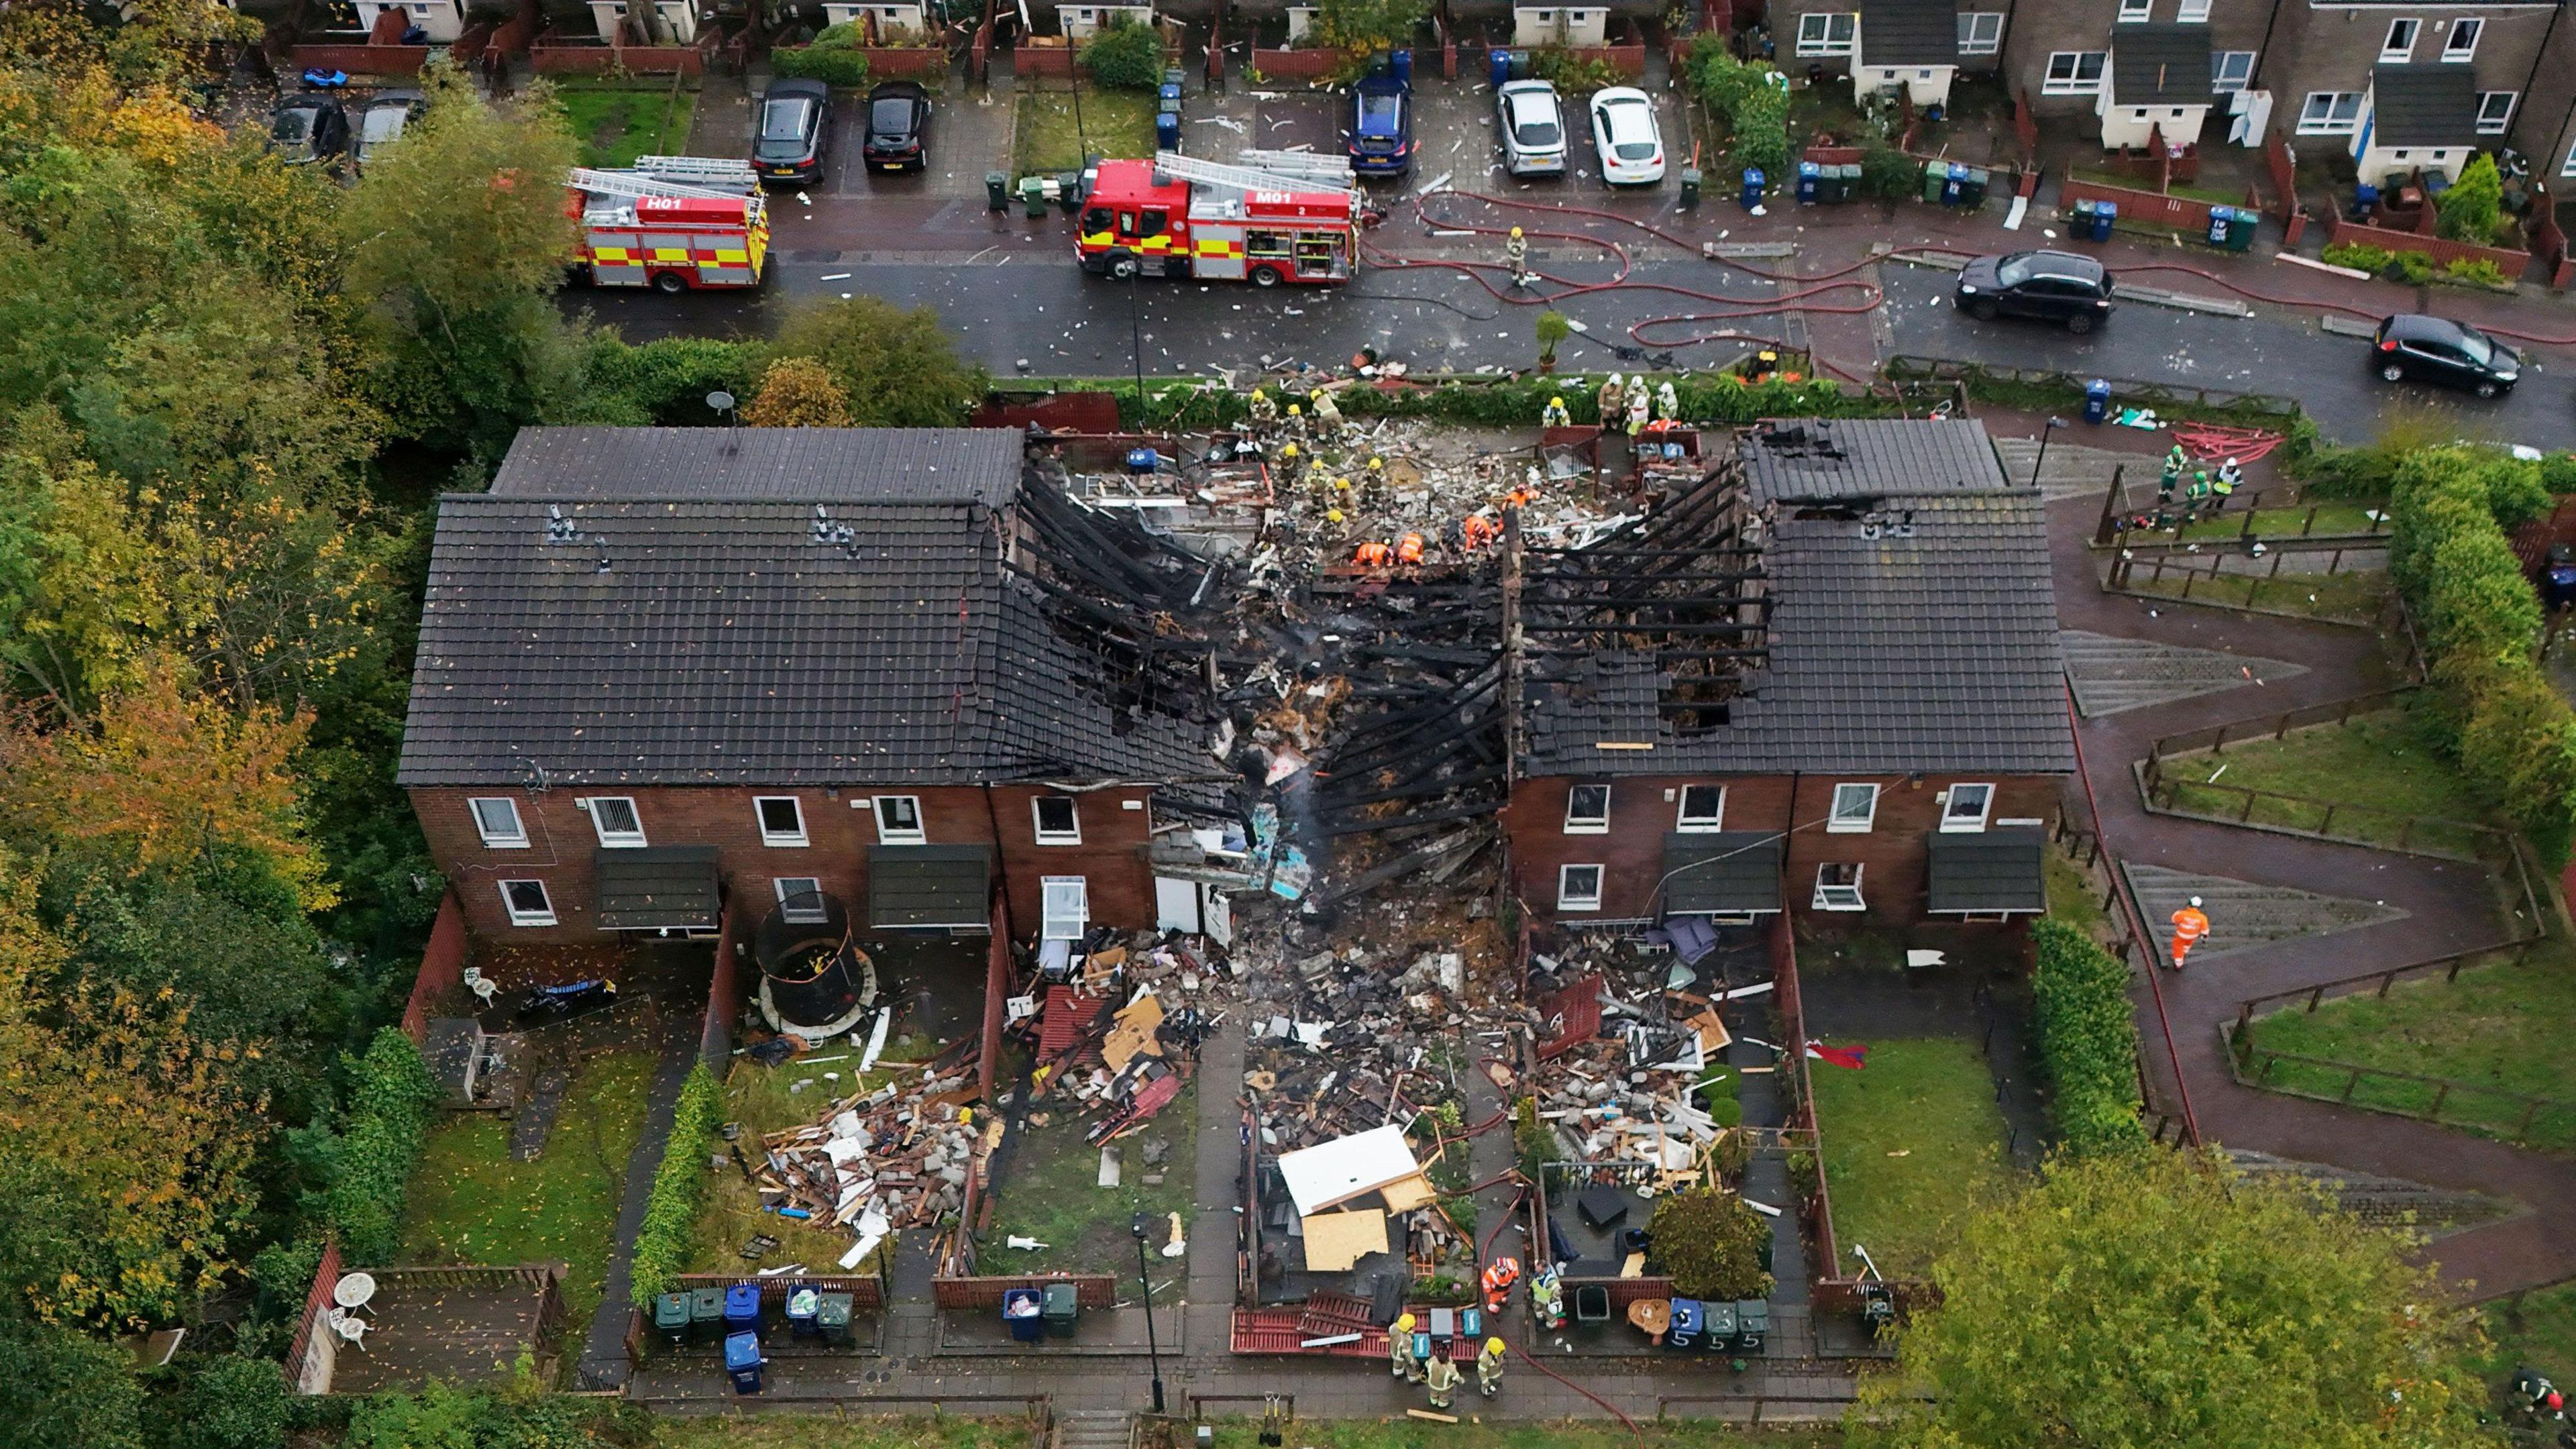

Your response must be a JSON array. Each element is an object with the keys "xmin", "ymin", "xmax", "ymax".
[
  {"xmin": 818, "ymin": 1293, "xmax": 855, "ymax": 1325},
  {"xmin": 1044, "ymin": 1282, "xmax": 1080, "ymax": 1308},
  {"xmin": 1706, "ymin": 1299, "xmax": 1737, "ymax": 1329},
  {"xmin": 725, "ymin": 1283, "xmax": 762, "ymax": 1314},
  {"xmin": 1670, "ymin": 1297, "xmax": 1703, "ymax": 1329},
  {"xmin": 724, "ymin": 1330, "xmax": 763, "ymax": 1369},
  {"xmin": 1735, "ymin": 1298, "xmax": 1770, "ymax": 1324},
  {"xmin": 690, "ymin": 1287, "xmax": 727, "ymax": 1315},
  {"xmin": 654, "ymin": 1293, "xmax": 690, "ymax": 1324}
]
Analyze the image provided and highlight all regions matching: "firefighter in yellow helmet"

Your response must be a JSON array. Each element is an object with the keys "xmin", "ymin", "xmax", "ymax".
[
  {"xmin": 1477, "ymin": 1336, "xmax": 1505, "ymax": 1397},
  {"xmin": 1247, "ymin": 388, "xmax": 1277, "ymax": 427},
  {"xmin": 1541, "ymin": 394, "xmax": 1572, "ymax": 428},
  {"xmin": 1504, "ymin": 225, "xmax": 1530, "ymax": 286},
  {"xmin": 1389, "ymin": 1313, "xmax": 1421, "ymax": 1383},
  {"xmin": 1424, "ymin": 1352, "xmax": 1462, "ymax": 1409}
]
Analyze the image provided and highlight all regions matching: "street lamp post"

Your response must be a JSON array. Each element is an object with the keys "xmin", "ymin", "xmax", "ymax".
[
  {"xmin": 2030, "ymin": 415, "xmax": 2068, "ymax": 489},
  {"xmin": 1130, "ymin": 1212, "xmax": 1167, "ymax": 1413}
]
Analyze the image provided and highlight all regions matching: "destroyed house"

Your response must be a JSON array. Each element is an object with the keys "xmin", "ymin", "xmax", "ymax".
[
  {"xmin": 1502, "ymin": 418, "xmax": 2075, "ymax": 924},
  {"xmin": 398, "ymin": 427, "xmax": 1233, "ymax": 944}
]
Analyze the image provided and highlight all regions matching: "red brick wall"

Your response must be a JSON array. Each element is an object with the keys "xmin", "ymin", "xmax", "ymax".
[
  {"xmin": 2062, "ymin": 176, "xmax": 2227, "ymax": 238},
  {"xmin": 409, "ymin": 782, "xmax": 1157, "ymax": 944},
  {"xmin": 290, "ymin": 42, "xmax": 428, "ymax": 72},
  {"xmin": 400, "ymin": 890, "xmax": 469, "ymax": 1042},
  {"xmin": 1503, "ymin": 771, "xmax": 2061, "ymax": 924}
]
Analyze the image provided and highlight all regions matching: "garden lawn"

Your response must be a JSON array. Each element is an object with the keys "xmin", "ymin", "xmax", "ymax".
[
  {"xmin": 2126, "ymin": 566, "xmax": 2392, "ymax": 624},
  {"xmin": 2155, "ymin": 694, "xmax": 2496, "ymax": 854},
  {"xmin": 555, "ymin": 84, "xmax": 698, "ymax": 169},
  {"xmin": 981, "ymin": 1080, "xmax": 1195, "ymax": 1274},
  {"xmin": 684, "ymin": 1057, "xmax": 918, "ymax": 1275},
  {"xmin": 399, "ymin": 1047, "xmax": 656, "ymax": 1325},
  {"xmin": 2169, "ymin": 500, "xmax": 2388, "ymax": 543},
  {"xmin": 1807, "ymin": 1037, "xmax": 2014, "ymax": 1279},
  {"xmin": 1013, "ymin": 86, "xmax": 1156, "ymax": 177},
  {"xmin": 2241, "ymin": 945, "xmax": 2576, "ymax": 1150}
]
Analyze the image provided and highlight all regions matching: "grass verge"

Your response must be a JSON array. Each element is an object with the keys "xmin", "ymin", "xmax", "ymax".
[
  {"xmin": 399, "ymin": 1047, "xmax": 656, "ymax": 1325},
  {"xmin": 2152, "ymin": 696, "xmax": 2495, "ymax": 854},
  {"xmin": 2167, "ymin": 501, "xmax": 2387, "ymax": 542},
  {"xmin": 2241, "ymin": 945, "xmax": 2576, "ymax": 1150},
  {"xmin": 981, "ymin": 1079, "xmax": 1196, "ymax": 1274},
  {"xmin": 1807, "ymin": 1037, "xmax": 2015, "ymax": 1279},
  {"xmin": 2123, "ymin": 565, "xmax": 2392, "ymax": 623},
  {"xmin": 555, "ymin": 83, "xmax": 699, "ymax": 169},
  {"xmin": 1013, "ymin": 85, "xmax": 1157, "ymax": 178}
]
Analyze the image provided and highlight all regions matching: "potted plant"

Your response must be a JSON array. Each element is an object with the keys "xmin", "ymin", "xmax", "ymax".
[{"xmin": 1535, "ymin": 309, "xmax": 1570, "ymax": 373}]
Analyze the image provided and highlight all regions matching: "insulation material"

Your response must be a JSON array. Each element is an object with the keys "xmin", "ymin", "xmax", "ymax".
[{"xmin": 1299, "ymin": 1208, "xmax": 1390, "ymax": 1272}]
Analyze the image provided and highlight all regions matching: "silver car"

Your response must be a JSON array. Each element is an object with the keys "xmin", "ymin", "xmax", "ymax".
[{"xmin": 1497, "ymin": 80, "xmax": 1567, "ymax": 177}]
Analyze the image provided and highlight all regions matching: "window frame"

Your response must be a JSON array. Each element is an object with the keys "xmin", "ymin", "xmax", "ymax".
[
  {"xmin": 2560, "ymin": 129, "xmax": 2576, "ymax": 176},
  {"xmin": 2477, "ymin": 90, "xmax": 2515, "ymax": 133},
  {"xmin": 2175, "ymin": 0, "xmax": 2208, "ymax": 20},
  {"xmin": 773, "ymin": 875, "xmax": 827, "ymax": 924},
  {"xmin": 873, "ymin": 794, "xmax": 926, "ymax": 845},
  {"xmin": 2380, "ymin": 16, "xmax": 2418, "ymax": 62},
  {"xmin": 1040, "ymin": 875, "xmax": 1090, "ymax": 941},
  {"xmin": 500, "ymin": 878, "xmax": 556, "ymax": 926},
  {"xmin": 2211, "ymin": 50, "xmax": 2255, "ymax": 92},
  {"xmin": 755, "ymin": 795, "xmax": 808, "ymax": 847},
  {"xmin": 1957, "ymin": 11, "xmax": 2002, "ymax": 54},
  {"xmin": 1812, "ymin": 863, "xmax": 1866, "ymax": 912},
  {"xmin": 2042, "ymin": 50, "xmax": 2107, "ymax": 95},
  {"xmin": 2297, "ymin": 91, "xmax": 2363, "ymax": 135},
  {"xmin": 1032, "ymin": 796, "xmax": 1083, "ymax": 845},
  {"xmin": 2116, "ymin": 0, "xmax": 2151, "ymax": 21},
  {"xmin": 1941, "ymin": 783, "xmax": 1996, "ymax": 833},
  {"xmin": 586, "ymin": 795, "xmax": 646, "ymax": 849},
  {"xmin": 1827, "ymin": 782, "xmax": 1880, "ymax": 833},
  {"xmin": 1795, "ymin": 11, "xmax": 1856, "ymax": 56},
  {"xmin": 1676, "ymin": 784, "xmax": 1727, "ymax": 833},
  {"xmin": 1558, "ymin": 863, "xmax": 1605, "ymax": 912},
  {"xmin": 2443, "ymin": 16, "xmax": 2479, "ymax": 61},
  {"xmin": 1564, "ymin": 782, "xmax": 1612, "ymax": 835},
  {"xmin": 470, "ymin": 796, "xmax": 529, "ymax": 849}
]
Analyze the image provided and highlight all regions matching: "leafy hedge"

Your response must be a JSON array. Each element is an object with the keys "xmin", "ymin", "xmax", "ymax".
[
  {"xmin": 1648, "ymin": 1187, "xmax": 1774, "ymax": 1300},
  {"xmin": 1683, "ymin": 36, "xmax": 1790, "ymax": 179},
  {"xmin": 577, "ymin": 335, "xmax": 763, "ymax": 425},
  {"xmin": 2388, "ymin": 447, "xmax": 2576, "ymax": 861},
  {"xmin": 323, "ymin": 1028, "xmax": 443, "ymax": 1265},
  {"xmin": 1010, "ymin": 371, "xmax": 1876, "ymax": 431},
  {"xmin": 2030, "ymin": 919, "xmax": 2148, "ymax": 1157},
  {"xmin": 1079, "ymin": 19, "xmax": 1165, "ymax": 90},
  {"xmin": 771, "ymin": 25, "xmax": 871, "ymax": 87},
  {"xmin": 628, "ymin": 1064, "xmax": 723, "ymax": 1307}
]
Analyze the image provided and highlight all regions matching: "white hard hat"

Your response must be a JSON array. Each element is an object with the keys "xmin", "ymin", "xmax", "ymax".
[
  {"xmin": 2189, "ymin": 896, "xmax": 2203, "ymax": 907},
  {"xmin": 2224, "ymin": 457, "xmax": 2239, "ymax": 467}
]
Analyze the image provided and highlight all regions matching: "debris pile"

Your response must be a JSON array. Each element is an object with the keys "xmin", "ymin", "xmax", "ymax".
[
  {"xmin": 1018, "ymin": 928, "xmax": 1232, "ymax": 1144},
  {"xmin": 753, "ymin": 1049, "xmax": 991, "ymax": 1270}
]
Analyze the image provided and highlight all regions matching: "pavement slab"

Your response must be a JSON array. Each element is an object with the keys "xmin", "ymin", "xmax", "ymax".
[{"xmin": 2060, "ymin": 628, "xmax": 2308, "ymax": 716}]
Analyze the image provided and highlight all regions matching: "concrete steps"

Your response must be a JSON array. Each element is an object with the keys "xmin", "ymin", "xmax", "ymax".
[
  {"xmin": 2121, "ymin": 863, "xmax": 2408, "ymax": 959},
  {"xmin": 1054, "ymin": 1410, "xmax": 1134, "ymax": 1449},
  {"xmin": 1991, "ymin": 437, "xmax": 2139, "ymax": 500},
  {"xmin": 2226, "ymin": 1151, "xmax": 2520, "ymax": 1237},
  {"xmin": 2060, "ymin": 629, "xmax": 2308, "ymax": 717}
]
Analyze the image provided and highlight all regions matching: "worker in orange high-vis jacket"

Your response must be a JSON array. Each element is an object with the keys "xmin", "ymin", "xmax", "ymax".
[
  {"xmin": 1395, "ymin": 531, "xmax": 1426, "ymax": 565},
  {"xmin": 2168, "ymin": 896, "xmax": 2210, "ymax": 971},
  {"xmin": 1354, "ymin": 539, "xmax": 1393, "ymax": 568}
]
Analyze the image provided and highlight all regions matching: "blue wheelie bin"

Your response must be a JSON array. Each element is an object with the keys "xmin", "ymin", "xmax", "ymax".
[
  {"xmin": 786, "ymin": 1285, "xmax": 822, "ymax": 1341},
  {"xmin": 1796, "ymin": 160, "xmax": 1820, "ymax": 205},
  {"xmin": 723, "ymin": 1283, "xmax": 762, "ymax": 1338},
  {"xmin": 1668, "ymin": 1297, "xmax": 1702, "ymax": 1351},
  {"xmin": 1739, "ymin": 168, "xmax": 1765, "ymax": 210},
  {"xmin": 2090, "ymin": 201, "xmax": 2117, "ymax": 241},
  {"xmin": 1489, "ymin": 48, "xmax": 1513, "ymax": 89},
  {"xmin": 724, "ymin": 1330, "xmax": 765, "ymax": 1394},
  {"xmin": 1942, "ymin": 162, "xmax": 1967, "ymax": 206},
  {"xmin": 1155, "ymin": 110, "xmax": 1181, "ymax": 152},
  {"xmin": 1002, "ymin": 1287, "xmax": 1045, "ymax": 1344},
  {"xmin": 2084, "ymin": 377, "xmax": 2112, "ymax": 425}
]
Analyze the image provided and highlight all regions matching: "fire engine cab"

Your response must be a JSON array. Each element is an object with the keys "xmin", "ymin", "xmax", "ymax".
[
  {"xmin": 1077, "ymin": 151, "xmax": 1359, "ymax": 287},
  {"xmin": 569, "ymin": 158, "xmax": 769, "ymax": 293}
]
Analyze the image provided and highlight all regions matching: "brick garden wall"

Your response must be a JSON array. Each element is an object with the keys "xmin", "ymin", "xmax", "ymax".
[
  {"xmin": 930, "ymin": 1272, "xmax": 1117, "ymax": 1308},
  {"xmin": 400, "ymin": 890, "xmax": 469, "ymax": 1042}
]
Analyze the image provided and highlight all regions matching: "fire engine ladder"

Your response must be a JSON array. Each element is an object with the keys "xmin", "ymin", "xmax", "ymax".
[
  {"xmin": 1233, "ymin": 149, "xmax": 1356, "ymax": 186},
  {"xmin": 1150, "ymin": 152, "xmax": 1354, "ymax": 205},
  {"xmin": 631, "ymin": 155, "xmax": 762, "ymax": 191},
  {"xmin": 568, "ymin": 167, "xmax": 757, "ymax": 203}
]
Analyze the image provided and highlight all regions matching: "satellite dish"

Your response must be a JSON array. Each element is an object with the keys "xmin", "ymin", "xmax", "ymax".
[{"xmin": 706, "ymin": 390, "xmax": 737, "ymax": 412}]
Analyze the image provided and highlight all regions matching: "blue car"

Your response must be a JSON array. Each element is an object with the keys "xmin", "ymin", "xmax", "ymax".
[{"xmin": 1349, "ymin": 73, "xmax": 1412, "ymax": 174}]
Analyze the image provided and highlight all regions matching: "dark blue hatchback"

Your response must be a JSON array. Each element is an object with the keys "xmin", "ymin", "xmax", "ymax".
[{"xmin": 1349, "ymin": 74, "xmax": 1411, "ymax": 174}]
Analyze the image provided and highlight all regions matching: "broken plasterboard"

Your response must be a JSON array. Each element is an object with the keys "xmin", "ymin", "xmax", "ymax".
[
  {"xmin": 1102, "ymin": 993, "xmax": 1167, "ymax": 1073},
  {"xmin": 1275, "ymin": 1123, "xmax": 1423, "ymax": 1217},
  {"xmin": 1299, "ymin": 1208, "xmax": 1391, "ymax": 1271}
]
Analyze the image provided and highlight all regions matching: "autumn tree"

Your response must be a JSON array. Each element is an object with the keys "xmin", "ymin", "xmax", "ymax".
[
  {"xmin": 745, "ymin": 355, "xmax": 855, "ymax": 427},
  {"xmin": 773, "ymin": 295, "xmax": 989, "ymax": 427},
  {"xmin": 1851, "ymin": 1149, "xmax": 2491, "ymax": 1448}
]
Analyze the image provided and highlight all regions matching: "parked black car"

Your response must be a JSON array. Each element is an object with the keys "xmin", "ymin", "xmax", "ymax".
[
  {"xmin": 754, "ymin": 77, "xmax": 833, "ymax": 185},
  {"xmin": 1954, "ymin": 250, "xmax": 2114, "ymax": 334},
  {"xmin": 861, "ymin": 80, "xmax": 930, "ymax": 172},
  {"xmin": 269, "ymin": 93, "xmax": 350, "ymax": 167},
  {"xmin": 352, "ymin": 89, "xmax": 423, "ymax": 172},
  {"xmin": 2371, "ymin": 313, "xmax": 2520, "ymax": 398}
]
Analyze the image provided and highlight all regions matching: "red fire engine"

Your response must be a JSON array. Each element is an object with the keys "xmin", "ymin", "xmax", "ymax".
[
  {"xmin": 569, "ymin": 159, "xmax": 769, "ymax": 293},
  {"xmin": 1077, "ymin": 152, "xmax": 1360, "ymax": 287}
]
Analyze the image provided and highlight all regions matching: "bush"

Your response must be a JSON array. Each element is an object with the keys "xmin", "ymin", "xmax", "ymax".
[
  {"xmin": 1859, "ymin": 143, "xmax": 1916, "ymax": 201},
  {"xmin": 2319, "ymin": 241, "xmax": 2393, "ymax": 274},
  {"xmin": 771, "ymin": 28, "xmax": 871, "ymax": 87},
  {"xmin": 167, "ymin": 1356, "xmax": 290, "ymax": 1449},
  {"xmin": 2440, "ymin": 256, "xmax": 2510, "ymax": 289},
  {"xmin": 1648, "ymin": 1188, "xmax": 1773, "ymax": 1300},
  {"xmin": 2392, "ymin": 250, "xmax": 2435, "ymax": 286},
  {"xmin": 2030, "ymin": 920, "xmax": 2148, "ymax": 1157},
  {"xmin": 1308, "ymin": 0, "xmax": 1428, "ymax": 52},
  {"xmin": 1079, "ymin": 19, "xmax": 1165, "ymax": 91},
  {"xmin": 743, "ymin": 355, "xmax": 853, "ymax": 427},
  {"xmin": 1529, "ymin": 46, "xmax": 1623, "ymax": 95},
  {"xmin": 320, "ymin": 1028, "xmax": 442, "ymax": 1265},
  {"xmin": 2543, "ymin": 451, "xmax": 2576, "ymax": 495},
  {"xmin": 2438, "ymin": 152, "xmax": 2503, "ymax": 246},
  {"xmin": 1684, "ymin": 36, "xmax": 1790, "ymax": 178},
  {"xmin": 629, "ymin": 1065, "xmax": 723, "ymax": 1306},
  {"xmin": 576, "ymin": 335, "xmax": 762, "ymax": 425},
  {"xmin": 775, "ymin": 295, "xmax": 989, "ymax": 425},
  {"xmin": 1512, "ymin": 1097, "xmax": 1555, "ymax": 1183}
]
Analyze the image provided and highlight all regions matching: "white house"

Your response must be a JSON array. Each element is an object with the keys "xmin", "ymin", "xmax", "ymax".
[
  {"xmin": 2096, "ymin": 22, "xmax": 2214, "ymax": 150},
  {"xmin": 1851, "ymin": 0, "xmax": 1956, "ymax": 108},
  {"xmin": 2351, "ymin": 63, "xmax": 2482, "ymax": 184},
  {"xmin": 1513, "ymin": 5, "xmax": 1610, "ymax": 48},
  {"xmin": 1057, "ymin": 1, "xmax": 1153, "ymax": 40}
]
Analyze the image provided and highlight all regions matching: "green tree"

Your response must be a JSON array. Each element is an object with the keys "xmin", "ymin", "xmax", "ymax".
[
  {"xmin": 160, "ymin": 1355, "xmax": 289, "ymax": 1449},
  {"xmin": 1851, "ymin": 1150, "xmax": 2491, "ymax": 1448},
  {"xmin": 773, "ymin": 296, "xmax": 989, "ymax": 427},
  {"xmin": 744, "ymin": 356, "xmax": 855, "ymax": 427},
  {"xmin": 2436, "ymin": 152, "xmax": 2502, "ymax": 245},
  {"xmin": 1309, "ymin": 0, "xmax": 1428, "ymax": 53},
  {"xmin": 1646, "ymin": 1188, "xmax": 1773, "ymax": 1301},
  {"xmin": 1080, "ymin": 19, "xmax": 1167, "ymax": 90}
]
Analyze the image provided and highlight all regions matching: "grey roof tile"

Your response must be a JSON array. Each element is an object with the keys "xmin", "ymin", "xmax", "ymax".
[
  {"xmin": 2113, "ymin": 24, "xmax": 2214, "ymax": 107},
  {"xmin": 490, "ymin": 427, "xmax": 1024, "ymax": 506},
  {"xmin": 594, "ymin": 845, "xmax": 722, "ymax": 930},
  {"xmin": 1664, "ymin": 832, "xmax": 1784, "ymax": 914},
  {"xmin": 1739, "ymin": 417, "xmax": 2015, "ymax": 504},
  {"xmin": 1860, "ymin": 0, "xmax": 1961, "ymax": 68},
  {"xmin": 2369, "ymin": 64, "xmax": 2480, "ymax": 149},
  {"xmin": 1927, "ymin": 825, "xmax": 2047, "ymax": 912}
]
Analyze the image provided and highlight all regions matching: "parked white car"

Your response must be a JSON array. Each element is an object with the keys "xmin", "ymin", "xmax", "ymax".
[
  {"xmin": 1496, "ymin": 80, "xmax": 1568, "ymax": 177},
  {"xmin": 1587, "ymin": 87, "xmax": 1664, "ymax": 185}
]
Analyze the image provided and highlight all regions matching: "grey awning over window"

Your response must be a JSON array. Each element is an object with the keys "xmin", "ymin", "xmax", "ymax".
[
  {"xmin": 1926, "ymin": 826, "xmax": 2047, "ymax": 914},
  {"xmin": 594, "ymin": 845, "xmax": 722, "ymax": 930},
  {"xmin": 1663, "ymin": 832, "xmax": 1784, "ymax": 915},
  {"xmin": 869, "ymin": 845, "xmax": 992, "ymax": 929}
]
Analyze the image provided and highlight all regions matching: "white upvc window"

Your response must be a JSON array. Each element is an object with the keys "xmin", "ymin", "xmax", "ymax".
[
  {"xmin": 1676, "ymin": 784, "xmax": 1727, "ymax": 833},
  {"xmin": 1813, "ymin": 863, "xmax": 1866, "ymax": 912},
  {"xmin": 1941, "ymin": 783, "xmax": 1995, "ymax": 833},
  {"xmin": 1564, "ymin": 782, "xmax": 1611, "ymax": 833},
  {"xmin": 2560, "ymin": 129, "xmax": 2576, "ymax": 176},
  {"xmin": 1041, "ymin": 875, "xmax": 1089, "ymax": 940},
  {"xmin": 1032, "ymin": 796, "xmax": 1082, "ymax": 845},
  {"xmin": 873, "ymin": 794, "xmax": 926, "ymax": 845},
  {"xmin": 2443, "ymin": 16, "xmax": 2480, "ymax": 61},
  {"xmin": 755, "ymin": 796, "xmax": 808, "ymax": 847},
  {"xmin": 2297, "ymin": 91, "xmax": 2363, "ymax": 135},
  {"xmin": 2043, "ymin": 51, "xmax": 2106, "ymax": 95},
  {"xmin": 1957, "ymin": 11, "xmax": 2002, "ymax": 53},
  {"xmin": 773, "ymin": 875, "xmax": 827, "ymax": 924},
  {"xmin": 1796, "ymin": 11, "xmax": 1855, "ymax": 56},
  {"xmin": 2477, "ymin": 90, "xmax": 2515, "ymax": 133},
  {"xmin": 2117, "ymin": 0, "xmax": 2151, "ymax": 21},
  {"xmin": 1558, "ymin": 864, "xmax": 1605, "ymax": 912},
  {"xmin": 500, "ymin": 879, "xmax": 555, "ymax": 926},
  {"xmin": 2176, "ymin": 0, "xmax": 2208, "ymax": 21},
  {"xmin": 2212, "ymin": 50, "xmax": 2255, "ymax": 92},
  {"xmin": 2381, "ymin": 17, "xmax": 2418, "ymax": 62},
  {"xmin": 470, "ymin": 796, "xmax": 528, "ymax": 849},
  {"xmin": 587, "ymin": 796, "xmax": 645, "ymax": 848},
  {"xmin": 1827, "ymin": 782, "xmax": 1880, "ymax": 833}
]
